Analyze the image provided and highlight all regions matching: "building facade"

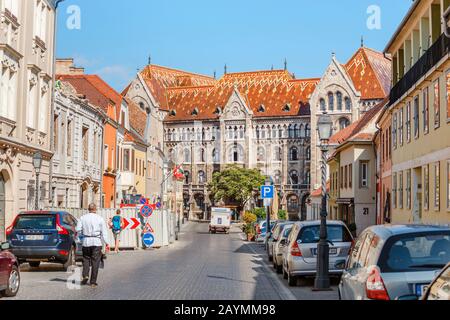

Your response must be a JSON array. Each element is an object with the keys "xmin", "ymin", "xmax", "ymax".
[
  {"xmin": 386, "ymin": 0, "xmax": 450, "ymax": 225},
  {"xmin": 52, "ymin": 79, "xmax": 105, "ymax": 209},
  {"xmin": 0, "ymin": 0, "xmax": 57, "ymax": 241},
  {"xmin": 308, "ymin": 47, "xmax": 391, "ymax": 219}
]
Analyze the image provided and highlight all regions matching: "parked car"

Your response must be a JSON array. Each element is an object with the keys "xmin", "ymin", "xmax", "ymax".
[
  {"xmin": 268, "ymin": 221, "xmax": 294, "ymax": 262},
  {"xmin": 273, "ymin": 224, "xmax": 294, "ymax": 274},
  {"xmin": 256, "ymin": 220, "xmax": 277, "ymax": 243},
  {"xmin": 422, "ymin": 263, "xmax": 450, "ymax": 300},
  {"xmin": 282, "ymin": 220, "xmax": 353, "ymax": 286},
  {"xmin": 339, "ymin": 225, "xmax": 450, "ymax": 300},
  {"xmin": 6, "ymin": 211, "xmax": 82, "ymax": 271},
  {"xmin": 0, "ymin": 242, "xmax": 20, "ymax": 297}
]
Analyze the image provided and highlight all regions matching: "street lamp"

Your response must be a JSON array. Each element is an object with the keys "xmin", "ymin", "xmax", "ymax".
[
  {"xmin": 32, "ymin": 152, "xmax": 43, "ymax": 210},
  {"xmin": 314, "ymin": 112, "xmax": 333, "ymax": 291}
]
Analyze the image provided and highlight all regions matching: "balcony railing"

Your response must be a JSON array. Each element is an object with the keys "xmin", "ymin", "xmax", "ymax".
[{"xmin": 390, "ymin": 33, "xmax": 450, "ymax": 106}]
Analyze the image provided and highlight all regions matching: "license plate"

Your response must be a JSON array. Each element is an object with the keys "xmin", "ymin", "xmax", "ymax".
[
  {"xmin": 415, "ymin": 284, "xmax": 429, "ymax": 297},
  {"xmin": 313, "ymin": 248, "xmax": 338, "ymax": 255},
  {"xmin": 25, "ymin": 235, "xmax": 44, "ymax": 241}
]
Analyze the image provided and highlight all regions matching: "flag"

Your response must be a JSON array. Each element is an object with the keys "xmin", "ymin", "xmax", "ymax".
[{"xmin": 173, "ymin": 165, "xmax": 185, "ymax": 181}]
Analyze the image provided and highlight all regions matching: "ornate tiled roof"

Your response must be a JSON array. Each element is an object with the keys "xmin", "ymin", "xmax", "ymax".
[
  {"xmin": 345, "ymin": 47, "xmax": 391, "ymax": 100},
  {"xmin": 152, "ymin": 68, "xmax": 319, "ymax": 122}
]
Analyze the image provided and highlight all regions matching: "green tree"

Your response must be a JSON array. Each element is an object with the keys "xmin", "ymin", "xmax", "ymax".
[{"xmin": 209, "ymin": 165, "xmax": 266, "ymax": 210}]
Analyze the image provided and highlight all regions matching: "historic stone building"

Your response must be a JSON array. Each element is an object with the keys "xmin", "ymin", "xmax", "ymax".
[
  {"xmin": 308, "ymin": 46, "xmax": 391, "ymax": 219},
  {"xmin": 125, "ymin": 65, "xmax": 318, "ymax": 220},
  {"xmin": 0, "ymin": 0, "xmax": 57, "ymax": 241},
  {"xmin": 52, "ymin": 77, "xmax": 105, "ymax": 209}
]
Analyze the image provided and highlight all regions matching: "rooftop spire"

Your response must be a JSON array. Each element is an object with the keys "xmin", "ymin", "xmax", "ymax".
[
  {"xmin": 148, "ymin": 55, "xmax": 152, "ymax": 65},
  {"xmin": 213, "ymin": 70, "xmax": 216, "ymax": 79},
  {"xmin": 224, "ymin": 64, "xmax": 227, "ymax": 75},
  {"xmin": 361, "ymin": 35, "xmax": 364, "ymax": 48},
  {"xmin": 284, "ymin": 58, "xmax": 287, "ymax": 71}
]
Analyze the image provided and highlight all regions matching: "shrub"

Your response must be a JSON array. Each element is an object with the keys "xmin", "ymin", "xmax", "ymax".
[
  {"xmin": 243, "ymin": 212, "xmax": 257, "ymax": 224},
  {"xmin": 278, "ymin": 210, "xmax": 287, "ymax": 221},
  {"xmin": 253, "ymin": 207, "xmax": 266, "ymax": 220}
]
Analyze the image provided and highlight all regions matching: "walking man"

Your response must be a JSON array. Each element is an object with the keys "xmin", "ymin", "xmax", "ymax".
[{"xmin": 76, "ymin": 203, "xmax": 109, "ymax": 288}]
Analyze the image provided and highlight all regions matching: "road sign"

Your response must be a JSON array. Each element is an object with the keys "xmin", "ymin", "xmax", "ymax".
[
  {"xmin": 143, "ymin": 222, "xmax": 154, "ymax": 233},
  {"xmin": 261, "ymin": 185, "xmax": 274, "ymax": 199},
  {"xmin": 140, "ymin": 205, "xmax": 153, "ymax": 218},
  {"xmin": 156, "ymin": 202, "xmax": 162, "ymax": 209},
  {"xmin": 142, "ymin": 233, "xmax": 155, "ymax": 248},
  {"xmin": 122, "ymin": 218, "xmax": 140, "ymax": 230},
  {"xmin": 139, "ymin": 197, "xmax": 147, "ymax": 205}
]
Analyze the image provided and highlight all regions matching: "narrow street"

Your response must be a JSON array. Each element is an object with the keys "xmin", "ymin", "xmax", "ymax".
[{"xmin": 7, "ymin": 223, "xmax": 338, "ymax": 300}]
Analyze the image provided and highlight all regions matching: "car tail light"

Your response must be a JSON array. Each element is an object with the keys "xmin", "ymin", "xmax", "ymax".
[
  {"xmin": 366, "ymin": 266, "xmax": 390, "ymax": 300},
  {"xmin": 56, "ymin": 215, "xmax": 69, "ymax": 235},
  {"xmin": 5, "ymin": 216, "xmax": 18, "ymax": 237},
  {"xmin": 59, "ymin": 250, "xmax": 69, "ymax": 256},
  {"xmin": 290, "ymin": 241, "xmax": 302, "ymax": 257}
]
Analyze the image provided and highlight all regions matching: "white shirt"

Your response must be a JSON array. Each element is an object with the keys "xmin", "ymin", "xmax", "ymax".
[{"xmin": 76, "ymin": 212, "xmax": 109, "ymax": 247}]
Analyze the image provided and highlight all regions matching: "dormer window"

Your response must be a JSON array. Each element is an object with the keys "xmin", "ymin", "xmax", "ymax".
[
  {"xmin": 214, "ymin": 106, "xmax": 222, "ymax": 114},
  {"xmin": 192, "ymin": 107, "xmax": 199, "ymax": 116},
  {"xmin": 283, "ymin": 103, "xmax": 291, "ymax": 112},
  {"xmin": 258, "ymin": 104, "xmax": 266, "ymax": 113},
  {"xmin": 170, "ymin": 110, "xmax": 176, "ymax": 116},
  {"xmin": 120, "ymin": 102, "xmax": 130, "ymax": 130}
]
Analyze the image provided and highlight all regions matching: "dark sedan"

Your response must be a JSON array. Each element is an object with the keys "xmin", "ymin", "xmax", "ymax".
[
  {"xmin": 0, "ymin": 242, "xmax": 20, "ymax": 297},
  {"xmin": 6, "ymin": 211, "xmax": 82, "ymax": 271}
]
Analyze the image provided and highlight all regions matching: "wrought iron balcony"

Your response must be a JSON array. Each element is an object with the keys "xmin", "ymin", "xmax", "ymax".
[{"xmin": 390, "ymin": 33, "xmax": 450, "ymax": 106}]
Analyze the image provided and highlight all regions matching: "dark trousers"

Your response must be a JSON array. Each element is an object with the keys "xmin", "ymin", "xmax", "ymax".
[{"xmin": 82, "ymin": 246, "xmax": 102, "ymax": 285}]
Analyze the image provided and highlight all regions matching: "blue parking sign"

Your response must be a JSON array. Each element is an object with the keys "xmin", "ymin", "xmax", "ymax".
[{"xmin": 261, "ymin": 185, "xmax": 274, "ymax": 199}]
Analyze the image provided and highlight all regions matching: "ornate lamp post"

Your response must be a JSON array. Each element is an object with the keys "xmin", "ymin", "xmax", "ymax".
[
  {"xmin": 314, "ymin": 112, "xmax": 333, "ymax": 291},
  {"xmin": 32, "ymin": 152, "xmax": 43, "ymax": 210}
]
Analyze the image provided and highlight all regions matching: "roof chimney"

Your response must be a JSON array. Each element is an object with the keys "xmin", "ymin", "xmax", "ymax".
[{"xmin": 56, "ymin": 58, "xmax": 85, "ymax": 75}]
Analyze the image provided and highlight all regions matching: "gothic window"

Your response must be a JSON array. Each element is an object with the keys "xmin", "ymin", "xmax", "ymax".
[
  {"xmin": 228, "ymin": 144, "xmax": 244, "ymax": 163},
  {"xmin": 287, "ymin": 195, "xmax": 299, "ymax": 211},
  {"xmin": 184, "ymin": 171, "xmax": 191, "ymax": 184},
  {"xmin": 320, "ymin": 98, "xmax": 326, "ymax": 111},
  {"xmin": 271, "ymin": 125, "xmax": 277, "ymax": 139},
  {"xmin": 305, "ymin": 171, "xmax": 311, "ymax": 186},
  {"xmin": 289, "ymin": 147, "xmax": 299, "ymax": 161},
  {"xmin": 339, "ymin": 117, "xmax": 351, "ymax": 130},
  {"xmin": 184, "ymin": 149, "xmax": 191, "ymax": 163},
  {"xmin": 306, "ymin": 147, "xmax": 311, "ymax": 160},
  {"xmin": 257, "ymin": 147, "xmax": 265, "ymax": 162},
  {"xmin": 345, "ymin": 97, "xmax": 352, "ymax": 111},
  {"xmin": 337, "ymin": 91, "xmax": 343, "ymax": 111},
  {"xmin": 199, "ymin": 148, "xmax": 205, "ymax": 162},
  {"xmin": 288, "ymin": 125, "xmax": 295, "ymax": 138},
  {"xmin": 256, "ymin": 126, "xmax": 261, "ymax": 139},
  {"xmin": 328, "ymin": 92, "xmax": 334, "ymax": 111},
  {"xmin": 289, "ymin": 170, "xmax": 299, "ymax": 185},
  {"xmin": 274, "ymin": 146, "xmax": 282, "ymax": 161},
  {"xmin": 274, "ymin": 170, "xmax": 282, "ymax": 184},
  {"xmin": 305, "ymin": 124, "xmax": 310, "ymax": 137},
  {"xmin": 198, "ymin": 171, "xmax": 206, "ymax": 184},
  {"xmin": 212, "ymin": 149, "xmax": 220, "ymax": 163},
  {"xmin": 278, "ymin": 126, "xmax": 283, "ymax": 138}
]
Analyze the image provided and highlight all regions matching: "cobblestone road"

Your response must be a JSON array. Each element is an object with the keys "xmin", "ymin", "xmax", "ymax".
[{"xmin": 5, "ymin": 222, "xmax": 338, "ymax": 300}]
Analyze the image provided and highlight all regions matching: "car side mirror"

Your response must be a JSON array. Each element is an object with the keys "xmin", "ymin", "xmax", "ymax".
[
  {"xmin": 335, "ymin": 260, "xmax": 347, "ymax": 270},
  {"xmin": 1, "ymin": 242, "xmax": 10, "ymax": 251}
]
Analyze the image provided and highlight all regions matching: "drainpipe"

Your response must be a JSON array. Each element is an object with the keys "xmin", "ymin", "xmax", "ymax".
[
  {"xmin": 374, "ymin": 122, "xmax": 381, "ymax": 225},
  {"xmin": 49, "ymin": 0, "xmax": 65, "ymax": 207}
]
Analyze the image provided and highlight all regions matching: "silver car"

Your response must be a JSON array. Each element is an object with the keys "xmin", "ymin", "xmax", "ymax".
[
  {"xmin": 273, "ymin": 224, "xmax": 294, "ymax": 274},
  {"xmin": 282, "ymin": 220, "xmax": 353, "ymax": 286},
  {"xmin": 423, "ymin": 263, "xmax": 450, "ymax": 300},
  {"xmin": 268, "ymin": 222, "xmax": 293, "ymax": 262},
  {"xmin": 339, "ymin": 225, "xmax": 450, "ymax": 300}
]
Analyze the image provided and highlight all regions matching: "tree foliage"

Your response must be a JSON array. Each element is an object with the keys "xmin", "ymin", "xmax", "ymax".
[{"xmin": 209, "ymin": 165, "xmax": 266, "ymax": 209}]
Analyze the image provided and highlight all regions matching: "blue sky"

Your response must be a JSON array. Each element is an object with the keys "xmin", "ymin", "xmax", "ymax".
[{"xmin": 56, "ymin": 0, "xmax": 412, "ymax": 91}]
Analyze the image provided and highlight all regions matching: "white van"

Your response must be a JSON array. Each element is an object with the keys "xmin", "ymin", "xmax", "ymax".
[{"xmin": 209, "ymin": 208, "xmax": 232, "ymax": 234}]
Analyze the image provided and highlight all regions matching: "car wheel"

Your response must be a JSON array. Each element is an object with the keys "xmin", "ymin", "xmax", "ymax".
[
  {"xmin": 29, "ymin": 261, "xmax": 41, "ymax": 268},
  {"xmin": 268, "ymin": 255, "xmax": 273, "ymax": 262},
  {"xmin": 276, "ymin": 264, "xmax": 283, "ymax": 274},
  {"xmin": 62, "ymin": 246, "xmax": 76, "ymax": 271},
  {"xmin": 287, "ymin": 272, "xmax": 297, "ymax": 287},
  {"xmin": 2, "ymin": 265, "xmax": 20, "ymax": 297}
]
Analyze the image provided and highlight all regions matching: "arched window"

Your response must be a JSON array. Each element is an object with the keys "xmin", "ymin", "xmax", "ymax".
[
  {"xmin": 345, "ymin": 97, "xmax": 352, "ymax": 111},
  {"xmin": 274, "ymin": 170, "xmax": 282, "ymax": 184},
  {"xmin": 289, "ymin": 170, "xmax": 299, "ymax": 185},
  {"xmin": 271, "ymin": 125, "xmax": 277, "ymax": 139},
  {"xmin": 184, "ymin": 171, "xmax": 191, "ymax": 184},
  {"xmin": 257, "ymin": 146, "xmax": 265, "ymax": 162},
  {"xmin": 306, "ymin": 147, "xmax": 311, "ymax": 160},
  {"xmin": 289, "ymin": 147, "xmax": 299, "ymax": 161},
  {"xmin": 212, "ymin": 149, "xmax": 220, "ymax": 163},
  {"xmin": 198, "ymin": 171, "xmax": 206, "ymax": 184},
  {"xmin": 288, "ymin": 125, "xmax": 295, "ymax": 138},
  {"xmin": 256, "ymin": 126, "xmax": 261, "ymax": 139},
  {"xmin": 328, "ymin": 92, "xmax": 334, "ymax": 111},
  {"xmin": 274, "ymin": 146, "xmax": 282, "ymax": 161},
  {"xmin": 339, "ymin": 117, "xmax": 351, "ymax": 130},
  {"xmin": 184, "ymin": 149, "xmax": 191, "ymax": 163},
  {"xmin": 295, "ymin": 125, "xmax": 301, "ymax": 138},
  {"xmin": 320, "ymin": 98, "xmax": 326, "ymax": 111},
  {"xmin": 305, "ymin": 124, "xmax": 310, "ymax": 137},
  {"xmin": 228, "ymin": 144, "xmax": 244, "ymax": 163},
  {"xmin": 305, "ymin": 171, "xmax": 311, "ymax": 186},
  {"xmin": 278, "ymin": 126, "xmax": 283, "ymax": 138},
  {"xmin": 287, "ymin": 195, "xmax": 299, "ymax": 211},
  {"xmin": 199, "ymin": 148, "xmax": 205, "ymax": 162},
  {"xmin": 337, "ymin": 91, "xmax": 343, "ymax": 111}
]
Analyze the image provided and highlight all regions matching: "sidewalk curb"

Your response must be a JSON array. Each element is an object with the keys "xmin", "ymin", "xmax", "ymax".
[{"xmin": 245, "ymin": 242, "xmax": 297, "ymax": 301}]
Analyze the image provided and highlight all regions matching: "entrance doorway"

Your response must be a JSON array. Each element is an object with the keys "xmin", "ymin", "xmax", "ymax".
[
  {"xmin": 413, "ymin": 167, "xmax": 422, "ymax": 223},
  {"xmin": 0, "ymin": 173, "xmax": 5, "ymax": 242}
]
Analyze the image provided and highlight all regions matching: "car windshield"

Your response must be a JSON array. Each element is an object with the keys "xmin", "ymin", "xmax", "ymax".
[
  {"xmin": 380, "ymin": 232, "xmax": 450, "ymax": 272},
  {"xmin": 282, "ymin": 226, "xmax": 293, "ymax": 238},
  {"xmin": 15, "ymin": 215, "xmax": 56, "ymax": 230},
  {"xmin": 297, "ymin": 225, "xmax": 353, "ymax": 244}
]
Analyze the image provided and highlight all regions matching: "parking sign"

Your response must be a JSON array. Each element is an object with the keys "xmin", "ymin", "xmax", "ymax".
[{"xmin": 261, "ymin": 185, "xmax": 274, "ymax": 199}]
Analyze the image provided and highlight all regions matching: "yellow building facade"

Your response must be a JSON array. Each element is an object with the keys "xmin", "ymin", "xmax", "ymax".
[{"xmin": 386, "ymin": 0, "xmax": 450, "ymax": 225}]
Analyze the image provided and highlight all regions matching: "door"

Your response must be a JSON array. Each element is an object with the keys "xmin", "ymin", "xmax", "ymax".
[
  {"xmin": 0, "ymin": 252, "xmax": 8, "ymax": 288},
  {"xmin": 0, "ymin": 173, "xmax": 5, "ymax": 243}
]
